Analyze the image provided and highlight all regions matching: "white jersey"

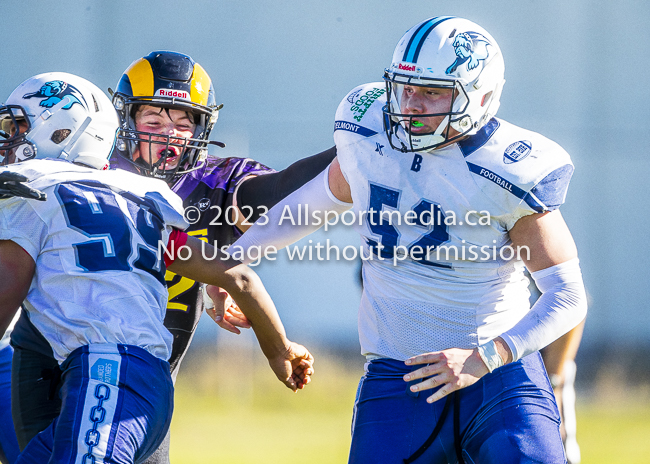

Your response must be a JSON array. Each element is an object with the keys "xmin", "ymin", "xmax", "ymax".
[
  {"xmin": 334, "ymin": 83, "xmax": 574, "ymax": 360},
  {"xmin": 0, "ymin": 159, "xmax": 188, "ymax": 363}
]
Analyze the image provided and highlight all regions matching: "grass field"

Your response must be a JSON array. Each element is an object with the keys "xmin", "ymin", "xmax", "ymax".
[{"xmin": 170, "ymin": 346, "xmax": 650, "ymax": 463}]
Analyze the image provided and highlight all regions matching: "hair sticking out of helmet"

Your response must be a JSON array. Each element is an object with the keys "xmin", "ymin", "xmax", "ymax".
[
  {"xmin": 111, "ymin": 51, "xmax": 225, "ymax": 182},
  {"xmin": 383, "ymin": 16, "xmax": 505, "ymax": 153},
  {"xmin": 0, "ymin": 72, "xmax": 118, "ymax": 169}
]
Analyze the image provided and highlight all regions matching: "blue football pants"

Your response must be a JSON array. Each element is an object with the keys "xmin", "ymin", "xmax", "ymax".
[
  {"xmin": 0, "ymin": 345, "xmax": 20, "ymax": 464},
  {"xmin": 15, "ymin": 344, "xmax": 173, "ymax": 464},
  {"xmin": 349, "ymin": 352, "xmax": 566, "ymax": 464}
]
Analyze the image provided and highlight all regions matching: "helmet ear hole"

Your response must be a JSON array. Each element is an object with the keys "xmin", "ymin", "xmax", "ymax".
[{"xmin": 51, "ymin": 129, "xmax": 71, "ymax": 144}]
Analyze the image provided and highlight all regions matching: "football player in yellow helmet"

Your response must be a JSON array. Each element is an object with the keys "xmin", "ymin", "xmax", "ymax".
[{"xmin": 112, "ymin": 51, "xmax": 221, "ymax": 182}]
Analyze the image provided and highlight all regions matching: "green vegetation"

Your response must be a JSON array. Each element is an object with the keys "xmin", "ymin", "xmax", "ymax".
[
  {"xmin": 579, "ymin": 402, "xmax": 650, "ymax": 464},
  {"xmin": 170, "ymin": 348, "xmax": 650, "ymax": 463}
]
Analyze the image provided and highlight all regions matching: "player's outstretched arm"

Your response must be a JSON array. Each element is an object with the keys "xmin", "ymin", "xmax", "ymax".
[
  {"xmin": 0, "ymin": 240, "xmax": 34, "ymax": 335},
  {"xmin": 233, "ymin": 146, "xmax": 338, "ymax": 231},
  {"xmin": 403, "ymin": 210, "xmax": 587, "ymax": 404},
  {"xmin": 167, "ymin": 235, "xmax": 313, "ymax": 390},
  {"xmin": 228, "ymin": 158, "xmax": 352, "ymax": 265}
]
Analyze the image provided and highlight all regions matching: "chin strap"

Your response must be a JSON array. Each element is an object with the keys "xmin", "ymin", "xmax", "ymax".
[
  {"xmin": 401, "ymin": 114, "xmax": 449, "ymax": 151},
  {"xmin": 432, "ymin": 115, "xmax": 450, "ymax": 139},
  {"xmin": 59, "ymin": 116, "xmax": 92, "ymax": 161}
]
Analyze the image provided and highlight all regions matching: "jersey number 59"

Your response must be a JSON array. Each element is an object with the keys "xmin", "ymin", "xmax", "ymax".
[{"xmin": 56, "ymin": 181, "xmax": 167, "ymax": 284}]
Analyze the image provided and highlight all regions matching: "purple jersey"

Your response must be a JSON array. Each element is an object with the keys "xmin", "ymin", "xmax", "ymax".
[{"xmin": 163, "ymin": 156, "xmax": 273, "ymax": 373}]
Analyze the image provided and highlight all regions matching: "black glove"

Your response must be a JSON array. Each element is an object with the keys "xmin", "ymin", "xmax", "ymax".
[{"xmin": 0, "ymin": 171, "xmax": 47, "ymax": 201}]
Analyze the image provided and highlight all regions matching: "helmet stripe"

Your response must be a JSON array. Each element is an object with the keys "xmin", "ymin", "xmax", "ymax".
[
  {"xmin": 190, "ymin": 63, "xmax": 212, "ymax": 107},
  {"xmin": 403, "ymin": 16, "xmax": 454, "ymax": 63},
  {"xmin": 126, "ymin": 58, "xmax": 154, "ymax": 97}
]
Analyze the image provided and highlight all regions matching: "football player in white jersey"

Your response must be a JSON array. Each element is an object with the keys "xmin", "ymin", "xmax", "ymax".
[
  {"xmin": 0, "ymin": 151, "xmax": 47, "ymax": 464},
  {"xmin": 228, "ymin": 16, "xmax": 587, "ymax": 463},
  {"xmin": 0, "ymin": 73, "xmax": 313, "ymax": 464},
  {"xmin": 4, "ymin": 53, "xmax": 334, "ymax": 464}
]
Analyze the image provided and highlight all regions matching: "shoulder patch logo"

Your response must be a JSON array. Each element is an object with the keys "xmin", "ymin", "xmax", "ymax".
[
  {"xmin": 347, "ymin": 89, "xmax": 362, "ymax": 104},
  {"xmin": 446, "ymin": 32, "xmax": 491, "ymax": 75},
  {"xmin": 503, "ymin": 140, "xmax": 532, "ymax": 164},
  {"xmin": 23, "ymin": 81, "xmax": 86, "ymax": 110},
  {"xmin": 198, "ymin": 198, "xmax": 211, "ymax": 211}
]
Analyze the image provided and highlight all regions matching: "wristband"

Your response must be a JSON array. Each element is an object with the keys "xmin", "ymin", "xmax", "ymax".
[
  {"xmin": 202, "ymin": 284, "xmax": 214, "ymax": 310},
  {"xmin": 477, "ymin": 340, "xmax": 504, "ymax": 373}
]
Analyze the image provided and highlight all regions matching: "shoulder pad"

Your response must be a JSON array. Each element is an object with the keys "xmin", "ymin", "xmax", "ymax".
[
  {"xmin": 461, "ymin": 119, "xmax": 574, "ymax": 213},
  {"xmin": 334, "ymin": 83, "xmax": 386, "ymax": 143}
]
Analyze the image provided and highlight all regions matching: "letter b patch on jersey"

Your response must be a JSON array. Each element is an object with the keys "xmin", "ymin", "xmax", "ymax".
[{"xmin": 411, "ymin": 154, "xmax": 423, "ymax": 172}]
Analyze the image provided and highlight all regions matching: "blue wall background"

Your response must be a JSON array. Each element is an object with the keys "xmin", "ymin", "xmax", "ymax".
[{"xmin": 3, "ymin": 0, "xmax": 649, "ymax": 354}]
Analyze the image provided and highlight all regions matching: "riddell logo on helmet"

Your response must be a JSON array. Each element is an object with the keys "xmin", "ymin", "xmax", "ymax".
[
  {"xmin": 398, "ymin": 63, "xmax": 417, "ymax": 72},
  {"xmin": 155, "ymin": 89, "xmax": 190, "ymax": 99}
]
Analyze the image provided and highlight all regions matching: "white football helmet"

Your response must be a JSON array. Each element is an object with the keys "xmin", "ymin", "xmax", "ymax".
[
  {"xmin": 0, "ymin": 72, "xmax": 118, "ymax": 169},
  {"xmin": 383, "ymin": 16, "xmax": 505, "ymax": 152}
]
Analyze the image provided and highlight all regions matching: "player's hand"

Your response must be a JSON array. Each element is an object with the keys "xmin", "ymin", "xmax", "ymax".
[
  {"xmin": 0, "ymin": 171, "xmax": 46, "ymax": 201},
  {"xmin": 267, "ymin": 341, "xmax": 314, "ymax": 392},
  {"xmin": 403, "ymin": 348, "xmax": 489, "ymax": 403},
  {"xmin": 204, "ymin": 285, "xmax": 251, "ymax": 334}
]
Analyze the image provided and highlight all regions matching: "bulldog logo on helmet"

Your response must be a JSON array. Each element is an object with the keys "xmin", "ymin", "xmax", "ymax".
[
  {"xmin": 446, "ymin": 32, "xmax": 491, "ymax": 75},
  {"xmin": 23, "ymin": 81, "xmax": 86, "ymax": 110}
]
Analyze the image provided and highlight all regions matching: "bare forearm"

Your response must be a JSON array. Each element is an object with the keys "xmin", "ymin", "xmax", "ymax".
[
  {"xmin": 0, "ymin": 272, "xmax": 27, "ymax": 329},
  {"xmin": 0, "ymin": 304, "xmax": 20, "ymax": 338},
  {"xmin": 166, "ymin": 236, "xmax": 238, "ymax": 287},
  {"xmin": 0, "ymin": 240, "xmax": 34, "ymax": 334},
  {"xmin": 540, "ymin": 320, "xmax": 585, "ymax": 376},
  {"xmin": 493, "ymin": 337, "xmax": 513, "ymax": 364},
  {"xmin": 168, "ymin": 236, "xmax": 290, "ymax": 357},
  {"xmin": 227, "ymin": 273, "xmax": 290, "ymax": 359}
]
